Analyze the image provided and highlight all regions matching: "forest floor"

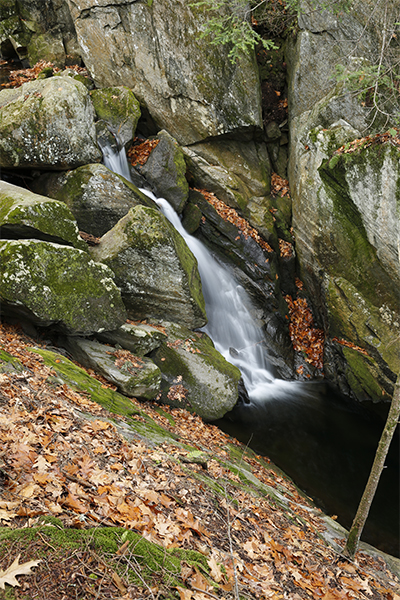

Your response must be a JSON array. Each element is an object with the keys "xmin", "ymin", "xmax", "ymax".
[{"xmin": 0, "ymin": 320, "xmax": 399, "ymax": 600}]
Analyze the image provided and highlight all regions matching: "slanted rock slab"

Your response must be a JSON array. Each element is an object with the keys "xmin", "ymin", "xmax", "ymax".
[
  {"xmin": 0, "ymin": 239, "xmax": 126, "ymax": 334},
  {"xmin": 0, "ymin": 180, "xmax": 87, "ymax": 251},
  {"xmin": 97, "ymin": 321, "xmax": 167, "ymax": 356},
  {"xmin": 90, "ymin": 205, "xmax": 207, "ymax": 329},
  {"xmin": 150, "ymin": 321, "xmax": 242, "ymax": 421},
  {"xmin": 65, "ymin": 337, "xmax": 161, "ymax": 400}
]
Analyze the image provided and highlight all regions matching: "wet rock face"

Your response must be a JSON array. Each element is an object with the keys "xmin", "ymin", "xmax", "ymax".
[
  {"xmin": 0, "ymin": 77, "xmax": 101, "ymax": 169},
  {"xmin": 90, "ymin": 205, "xmax": 207, "ymax": 330},
  {"xmin": 66, "ymin": 0, "xmax": 262, "ymax": 145},
  {"xmin": 0, "ymin": 239, "xmax": 126, "ymax": 335}
]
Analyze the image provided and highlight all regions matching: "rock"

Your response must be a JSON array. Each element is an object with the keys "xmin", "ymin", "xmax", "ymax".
[
  {"xmin": 27, "ymin": 30, "xmax": 66, "ymax": 67},
  {"xmin": 140, "ymin": 130, "xmax": 189, "ymax": 214},
  {"xmin": 90, "ymin": 86, "xmax": 141, "ymax": 148},
  {"xmin": 64, "ymin": 337, "xmax": 161, "ymax": 400},
  {"xmin": 292, "ymin": 121, "xmax": 400, "ymax": 401},
  {"xmin": 31, "ymin": 164, "xmax": 157, "ymax": 237},
  {"xmin": 183, "ymin": 140, "xmax": 271, "ymax": 213},
  {"xmin": 67, "ymin": 0, "xmax": 262, "ymax": 145},
  {"xmin": 90, "ymin": 205, "xmax": 207, "ymax": 329},
  {"xmin": 0, "ymin": 0, "xmax": 80, "ymax": 65},
  {"xmin": 0, "ymin": 239, "xmax": 126, "ymax": 334},
  {"xmin": 97, "ymin": 322, "xmax": 167, "ymax": 356},
  {"xmin": 0, "ymin": 77, "xmax": 101, "ymax": 169},
  {"xmin": 150, "ymin": 321, "xmax": 242, "ymax": 420},
  {"xmin": 0, "ymin": 180, "xmax": 87, "ymax": 251}
]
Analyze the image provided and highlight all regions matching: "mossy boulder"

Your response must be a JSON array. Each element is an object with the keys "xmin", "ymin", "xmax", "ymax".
[
  {"xmin": 141, "ymin": 130, "xmax": 189, "ymax": 213},
  {"xmin": 0, "ymin": 180, "xmax": 87, "ymax": 251},
  {"xmin": 97, "ymin": 321, "xmax": 167, "ymax": 355},
  {"xmin": 90, "ymin": 205, "xmax": 207, "ymax": 329},
  {"xmin": 0, "ymin": 239, "xmax": 126, "ymax": 334},
  {"xmin": 90, "ymin": 86, "xmax": 141, "ymax": 148},
  {"xmin": 31, "ymin": 164, "xmax": 157, "ymax": 237},
  {"xmin": 150, "ymin": 321, "xmax": 242, "ymax": 420},
  {"xmin": 64, "ymin": 337, "xmax": 161, "ymax": 400},
  {"xmin": 0, "ymin": 77, "xmax": 101, "ymax": 169}
]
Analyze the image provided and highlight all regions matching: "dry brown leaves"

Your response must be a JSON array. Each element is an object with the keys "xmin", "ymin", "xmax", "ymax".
[
  {"xmin": 332, "ymin": 337, "xmax": 369, "ymax": 356},
  {"xmin": 194, "ymin": 188, "xmax": 274, "ymax": 253},
  {"xmin": 1, "ymin": 321, "xmax": 399, "ymax": 599},
  {"xmin": 279, "ymin": 238, "xmax": 293, "ymax": 258},
  {"xmin": 332, "ymin": 128, "xmax": 400, "ymax": 157},
  {"xmin": 127, "ymin": 138, "xmax": 159, "ymax": 166},
  {"xmin": 1, "ymin": 61, "xmax": 87, "ymax": 89},
  {"xmin": 285, "ymin": 294, "xmax": 324, "ymax": 369},
  {"xmin": 271, "ymin": 173, "xmax": 290, "ymax": 198}
]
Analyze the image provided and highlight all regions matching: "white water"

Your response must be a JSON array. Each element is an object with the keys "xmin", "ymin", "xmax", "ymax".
[{"xmin": 102, "ymin": 141, "xmax": 297, "ymax": 402}]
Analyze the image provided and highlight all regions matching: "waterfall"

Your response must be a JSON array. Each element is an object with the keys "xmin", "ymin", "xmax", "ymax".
[{"xmin": 98, "ymin": 137, "xmax": 297, "ymax": 401}]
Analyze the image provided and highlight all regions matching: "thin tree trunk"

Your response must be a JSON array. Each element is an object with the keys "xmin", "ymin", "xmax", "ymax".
[{"xmin": 344, "ymin": 374, "xmax": 400, "ymax": 559}]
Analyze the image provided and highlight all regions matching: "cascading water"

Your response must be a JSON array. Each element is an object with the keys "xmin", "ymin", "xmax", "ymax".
[
  {"xmin": 101, "ymin": 139, "xmax": 400, "ymax": 557},
  {"xmin": 102, "ymin": 134, "xmax": 292, "ymax": 400}
]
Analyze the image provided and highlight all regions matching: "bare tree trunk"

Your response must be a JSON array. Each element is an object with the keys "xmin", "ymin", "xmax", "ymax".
[{"xmin": 344, "ymin": 374, "xmax": 400, "ymax": 559}]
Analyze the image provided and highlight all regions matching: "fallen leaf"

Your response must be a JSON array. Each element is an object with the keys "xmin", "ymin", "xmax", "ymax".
[{"xmin": 0, "ymin": 555, "xmax": 41, "ymax": 589}]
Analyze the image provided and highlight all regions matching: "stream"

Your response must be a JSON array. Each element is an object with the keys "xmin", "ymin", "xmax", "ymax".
[{"xmin": 103, "ymin": 142, "xmax": 400, "ymax": 558}]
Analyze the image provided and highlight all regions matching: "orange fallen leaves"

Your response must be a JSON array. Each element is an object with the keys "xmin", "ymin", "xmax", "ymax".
[
  {"xmin": 285, "ymin": 294, "xmax": 324, "ymax": 369},
  {"xmin": 127, "ymin": 137, "xmax": 159, "ymax": 166},
  {"xmin": 332, "ymin": 337, "xmax": 369, "ymax": 356},
  {"xmin": 271, "ymin": 173, "xmax": 290, "ymax": 198},
  {"xmin": 194, "ymin": 188, "xmax": 274, "ymax": 253}
]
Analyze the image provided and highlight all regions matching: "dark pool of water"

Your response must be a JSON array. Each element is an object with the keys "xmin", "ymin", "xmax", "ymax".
[{"xmin": 216, "ymin": 382, "xmax": 400, "ymax": 557}]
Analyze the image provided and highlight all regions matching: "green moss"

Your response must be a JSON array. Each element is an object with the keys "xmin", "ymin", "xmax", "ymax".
[
  {"xmin": 318, "ymin": 160, "xmax": 400, "ymax": 314},
  {"xmin": 0, "ymin": 349, "xmax": 24, "ymax": 373},
  {"xmin": 342, "ymin": 346, "xmax": 391, "ymax": 402},
  {"xmin": 29, "ymin": 347, "xmax": 140, "ymax": 416},
  {"xmin": 0, "ymin": 240, "xmax": 125, "ymax": 334},
  {"xmin": 90, "ymin": 86, "xmax": 140, "ymax": 138}
]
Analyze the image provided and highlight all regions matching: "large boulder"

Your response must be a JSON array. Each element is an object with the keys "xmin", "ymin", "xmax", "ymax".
[
  {"xmin": 0, "ymin": 239, "xmax": 126, "ymax": 334},
  {"xmin": 90, "ymin": 86, "xmax": 141, "ymax": 148},
  {"xmin": 90, "ymin": 205, "xmax": 207, "ymax": 329},
  {"xmin": 0, "ymin": 180, "xmax": 87, "ymax": 251},
  {"xmin": 66, "ymin": 0, "xmax": 262, "ymax": 145},
  {"xmin": 31, "ymin": 164, "xmax": 157, "ymax": 237},
  {"xmin": 64, "ymin": 337, "xmax": 161, "ymax": 400},
  {"xmin": 140, "ymin": 130, "xmax": 189, "ymax": 214},
  {"xmin": 0, "ymin": 76, "xmax": 101, "ymax": 169},
  {"xmin": 293, "ymin": 122, "xmax": 400, "ymax": 401},
  {"xmin": 150, "ymin": 321, "xmax": 242, "ymax": 421}
]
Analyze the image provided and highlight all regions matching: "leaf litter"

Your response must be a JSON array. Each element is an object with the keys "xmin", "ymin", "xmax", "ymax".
[{"xmin": 0, "ymin": 320, "xmax": 399, "ymax": 599}]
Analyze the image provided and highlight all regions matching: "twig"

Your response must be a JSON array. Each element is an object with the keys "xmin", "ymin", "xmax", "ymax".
[
  {"xmin": 191, "ymin": 585, "xmax": 220, "ymax": 600},
  {"xmin": 224, "ymin": 481, "xmax": 240, "ymax": 600}
]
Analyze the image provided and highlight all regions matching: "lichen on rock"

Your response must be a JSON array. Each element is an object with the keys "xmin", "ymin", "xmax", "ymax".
[
  {"xmin": 0, "ymin": 239, "xmax": 126, "ymax": 334},
  {"xmin": 90, "ymin": 205, "xmax": 207, "ymax": 330}
]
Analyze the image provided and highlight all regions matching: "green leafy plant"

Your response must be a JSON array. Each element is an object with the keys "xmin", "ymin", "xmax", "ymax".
[{"xmin": 191, "ymin": 0, "xmax": 352, "ymax": 63}]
